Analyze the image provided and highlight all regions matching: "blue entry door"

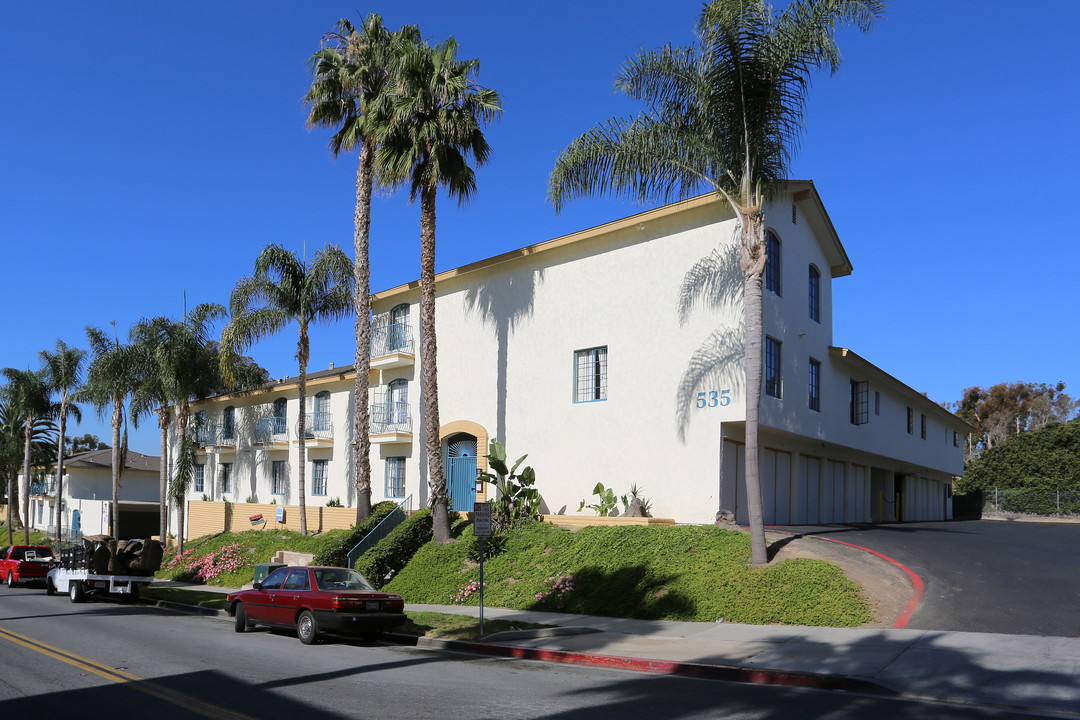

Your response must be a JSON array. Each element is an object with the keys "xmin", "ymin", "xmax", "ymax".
[
  {"xmin": 445, "ymin": 436, "xmax": 477, "ymax": 511},
  {"xmin": 72, "ymin": 509, "xmax": 81, "ymax": 537}
]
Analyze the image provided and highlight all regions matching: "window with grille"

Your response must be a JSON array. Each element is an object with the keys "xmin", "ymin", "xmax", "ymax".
[
  {"xmin": 765, "ymin": 337, "xmax": 782, "ymax": 398},
  {"xmin": 808, "ymin": 265, "xmax": 820, "ymax": 322},
  {"xmin": 574, "ymin": 347, "xmax": 608, "ymax": 402},
  {"xmin": 272, "ymin": 460, "xmax": 286, "ymax": 495},
  {"xmin": 312, "ymin": 460, "xmax": 328, "ymax": 496},
  {"xmin": 765, "ymin": 231, "xmax": 782, "ymax": 295},
  {"xmin": 386, "ymin": 457, "xmax": 405, "ymax": 498},
  {"xmin": 194, "ymin": 464, "xmax": 204, "ymax": 493},
  {"xmin": 809, "ymin": 358, "xmax": 821, "ymax": 412},
  {"xmin": 850, "ymin": 380, "xmax": 869, "ymax": 425}
]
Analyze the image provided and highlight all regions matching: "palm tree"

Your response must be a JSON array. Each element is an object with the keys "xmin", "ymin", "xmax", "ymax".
[
  {"xmin": 305, "ymin": 15, "xmax": 420, "ymax": 522},
  {"xmin": 39, "ymin": 340, "xmax": 86, "ymax": 540},
  {"xmin": 221, "ymin": 244, "xmax": 354, "ymax": 535},
  {"xmin": 84, "ymin": 323, "xmax": 138, "ymax": 540},
  {"xmin": 548, "ymin": 0, "xmax": 883, "ymax": 566},
  {"xmin": 0, "ymin": 400, "xmax": 57, "ymax": 544},
  {"xmin": 377, "ymin": 36, "xmax": 502, "ymax": 543},
  {"xmin": 1, "ymin": 367, "xmax": 58, "ymax": 544}
]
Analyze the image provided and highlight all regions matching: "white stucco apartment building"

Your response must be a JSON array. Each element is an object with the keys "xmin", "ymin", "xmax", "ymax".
[{"xmin": 173, "ymin": 181, "xmax": 969, "ymax": 535}]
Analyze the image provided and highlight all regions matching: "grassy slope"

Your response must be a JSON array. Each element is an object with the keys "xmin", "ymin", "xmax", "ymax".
[{"xmin": 385, "ymin": 522, "xmax": 872, "ymax": 626}]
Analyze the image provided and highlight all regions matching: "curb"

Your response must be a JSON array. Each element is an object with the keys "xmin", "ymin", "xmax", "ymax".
[
  {"xmin": 140, "ymin": 598, "xmax": 228, "ymax": 618},
  {"xmin": 412, "ymin": 635, "xmax": 896, "ymax": 696}
]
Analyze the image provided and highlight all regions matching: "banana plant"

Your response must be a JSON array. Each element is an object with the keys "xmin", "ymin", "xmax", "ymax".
[{"xmin": 477, "ymin": 439, "xmax": 540, "ymax": 530}]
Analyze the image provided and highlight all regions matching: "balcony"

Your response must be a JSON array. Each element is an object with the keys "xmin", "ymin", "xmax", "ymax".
[
  {"xmin": 295, "ymin": 412, "xmax": 333, "ymax": 448},
  {"xmin": 29, "ymin": 479, "xmax": 56, "ymax": 497},
  {"xmin": 254, "ymin": 417, "xmax": 289, "ymax": 449},
  {"xmin": 369, "ymin": 401, "xmax": 412, "ymax": 444},
  {"xmin": 202, "ymin": 424, "xmax": 237, "ymax": 452},
  {"xmin": 371, "ymin": 322, "xmax": 415, "ymax": 371}
]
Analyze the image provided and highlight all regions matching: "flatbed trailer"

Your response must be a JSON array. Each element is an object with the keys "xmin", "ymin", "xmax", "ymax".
[
  {"xmin": 46, "ymin": 537, "xmax": 162, "ymax": 603},
  {"xmin": 47, "ymin": 567, "xmax": 153, "ymax": 603}
]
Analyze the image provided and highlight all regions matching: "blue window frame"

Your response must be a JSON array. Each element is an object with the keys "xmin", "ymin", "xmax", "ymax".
[
  {"xmin": 765, "ymin": 231, "xmax": 781, "ymax": 295},
  {"xmin": 385, "ymin": 457, "xmax": 405, "ymax": 498},
  {"xmin": 272, "ymin": 460, "xmax": 286, "ymax": 495},
  {"xmin": 809, "ymin": 358, "xmax": 821, "ymax": 412},
  {"xmin": 574, "ymin": 347, "xmax": 608, "ymax": 403},
  {"xmin": 808, "ymin": 265, "xmax": 820, "ymax": 322},
  {"xmin": 312, "ymin": 460, "xmax": 328, "ymax": 496},
  {"xmin": 765, "ymin": 337, "xmax": 781, "ymax": 398},
  {"xmin": 223, "ymin": 406, "xmax": 235, "ymax": 440},
  {"xmin": 193, "ymin": 464, "xmax": 204, "ymax": 493}
]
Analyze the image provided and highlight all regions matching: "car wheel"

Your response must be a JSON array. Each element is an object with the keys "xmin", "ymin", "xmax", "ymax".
[
  {"xmin": 46, "ymin": 578, "xmax": 56, "ymax": 596},
  {"xmin": 69, "ymin": 581, "xmax": 85, "ymax": 604},
  {"xmin": 7, "ymin": 572, "xmax": 16, "ymax": 589},
  {"xmin": 296, "ymin": 610, "xmax": 320, "ymax": 645},
  {"xmin": 234, "ymin": 603, "xmax": 251, "ymax": 633}
]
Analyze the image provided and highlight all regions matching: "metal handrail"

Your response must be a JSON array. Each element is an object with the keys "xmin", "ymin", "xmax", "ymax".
[
  {"xmin": 371, "ymin": 322, "xmax": 414, "ymax": 357},
  {"xmin": 346, "ymin": 494, "xmax": 413, "ymax": 569},
  {"xmin": 255, "ymin": 417, "xmax": 289, "ymax": 443},
  {"xmin": 296, "ymin": 412, "xmax": 333, "ymax": 440},
  {"xmin": 370, "ymin": 401, "xmax": 411, "ymax": 434}
]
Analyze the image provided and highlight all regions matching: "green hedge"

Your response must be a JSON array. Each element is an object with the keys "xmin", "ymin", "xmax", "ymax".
[
  {"xmin": 354, "ymin": 509, "xmax": 433, "ymax": 588},
  {"xmin": 311, "ymin": 501, "xmax": 397, "ymax": 568},
  {"xmin": 958, "ymin": 419, "xmax": 1080, "ymax": 493}
]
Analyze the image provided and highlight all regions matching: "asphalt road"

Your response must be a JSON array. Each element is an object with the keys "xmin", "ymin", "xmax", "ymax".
[
  {"xmin": 0, "ymin": 586, "xmax": 1040, "ymax": 719},
  {"xmin": 786, "ymin": 519, "xmax": 1080, "ymax": 637}
]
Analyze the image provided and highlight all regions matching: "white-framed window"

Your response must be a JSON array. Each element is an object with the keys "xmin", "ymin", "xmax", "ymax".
[
  {"xmin": 386, "ymin": 457, "xmax": 405, "ymax": 498},
  {"xmin": 850, "ymin": 380, "xmax": 869, "ymax": 425},
  {"xmin": 272, "ymin": 460, "xmax": 287, "ymax": 495},
  {"xmin": 809, "ymin": 357, "xmax": 821, "ymax": 412},
  {"xmin": 574, "ymin": 346, "xmax": 608, "ymax": 403},
  {"xmin": 220, "ymin": 463, "xmax": 232, "ymax": 494},
  {"xmin": 194, "ymin": 464, "xmax": 205, "ymax": 493},
  {"xmin": 312, "ymin": 460, "xmax": 328, "ymax": 496},
  {"xmin": 765, "ymin": 337, "xmax": 781, "ymax": 399},
  {"xmin": 765, "ymin": 231, "xmax": 782, "ymax": 295},
  {"xmin": 808, "ymin": 265, "xmax": 820, "ymax": 322}
]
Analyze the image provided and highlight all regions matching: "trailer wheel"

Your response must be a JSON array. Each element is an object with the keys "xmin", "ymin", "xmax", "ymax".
[
  {"xmin": 46, "ymin": 578, "xmax": 56, "ymax": 596},
  {"xmin": 6, "ymin": 572, "xmax": 16, "ymax": 589},
  {"xmin": 69, "ymin": 581, "xmax": 85, "ymax": 604}
]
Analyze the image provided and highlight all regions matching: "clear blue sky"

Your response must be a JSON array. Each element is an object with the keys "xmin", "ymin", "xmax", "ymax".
[{"xmin": 2, "ymin": 1, "xmax": 1077, "ymax": 455}]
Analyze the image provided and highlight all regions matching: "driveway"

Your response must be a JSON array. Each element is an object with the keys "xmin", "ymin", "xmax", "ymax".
[{"xmin": 782, "ymin": 519, "xmax": 1080, "ymax": 637}]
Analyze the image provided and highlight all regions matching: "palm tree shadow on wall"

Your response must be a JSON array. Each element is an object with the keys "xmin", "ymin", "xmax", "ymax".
[
  {"xmin": 675, "ymin": 234, "xmax": 744, "ymax": 441},
  {"xmin": 464, "ymin": 266, "xmax": 543, "ymax": 446}
]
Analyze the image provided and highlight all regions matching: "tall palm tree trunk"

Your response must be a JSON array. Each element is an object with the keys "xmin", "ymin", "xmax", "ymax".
[
  {"xmin": 111, "ymin": 400, "xmax": 122, "ymax": 540},
  {"xmin": 158, "ymin": 406, "xmax": 169, "ymax": 543},
  {"xmin": 420, "ymin": 187, "xmax": 450, "ymax": 544},
  {"xmin": 175, "ymin": 408, "xmax": 188, "ymax": 553},
  {"xmin": 740, "ymin": 209, "xmax": 768, "ymax": 567},
  {"xmin": 353, "ymin": 140, "xmax": 374, "ymax": 522},
  {"xmin": 297, "ymin": 329, "xmax": 309, "ymax": 536},
  {"xmin": 22, "ymin": 419, "xmax": 32, "ymax": 544},
  {"xmin": 56, "ymin": 411, "xmax": 67, "ymax": 540},
  {"xmin": 5, "ymin": 471, "xmax": 13, "ymax": 544}
]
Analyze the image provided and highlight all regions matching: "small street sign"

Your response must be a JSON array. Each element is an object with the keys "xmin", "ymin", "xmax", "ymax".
[
  {"xmin": 276, "ymin": 505, "xmax": 285, "ymax": 522},
  {"xmin": 473, "ymin": 502, "xmax": 492, "ymax": 537}
]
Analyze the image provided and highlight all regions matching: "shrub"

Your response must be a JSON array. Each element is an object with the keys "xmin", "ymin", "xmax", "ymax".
[
  {"xmin": 311, "ymin": 501, "xmax": 397, "ymax": 568},
  {"xmin": 354, "ymin": 509, "xmax": 433, "ymax": 588},
  {"xmin": 959, "ymin": 419, "xmax": 1080, "ymax": 492},
  {"xmin": 466, "ymin": 533, "xmax": 506, "ymax": 562}
]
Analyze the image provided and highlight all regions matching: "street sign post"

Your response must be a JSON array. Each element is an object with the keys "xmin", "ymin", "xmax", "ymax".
[{"xmin": 473, "ymin": 502, "xmax": 492, "ymax": 635}]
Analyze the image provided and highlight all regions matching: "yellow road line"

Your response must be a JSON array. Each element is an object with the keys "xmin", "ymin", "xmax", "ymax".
[{"xmin": 0, "ymin": 626, "xmax": 257, "ymax": 720}]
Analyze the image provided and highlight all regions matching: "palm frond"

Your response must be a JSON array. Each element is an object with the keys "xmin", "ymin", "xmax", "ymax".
[{"xmin": 674, "ymin": 329, "xmax": 744, "ymax": 441}]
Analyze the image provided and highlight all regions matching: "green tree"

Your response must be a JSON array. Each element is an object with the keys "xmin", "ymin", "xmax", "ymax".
[
  {"xmin": 66, "ymin": 433, "xmax": 107, "ymax": 454},
  {"xmin": 377, "ymin": 35, "xmax": 502, "ymax": 544},
  {"xmin": 305, "ymin": 15, "xmax": 420, "ymax": 522},
  {"xmin": 221, "ymin": 244, "xmax": 354, "ymax": 535},
  {"xmin": 84, "ymin": 324, "xmax": 138, "ymax": 540},
  {"xmin": 548, "ymin": 0, "xmax": 882, "ymax": 566},
  {"xmin": 39, "ymin": 339, "xmax": 86, "ymax": 540},
  {"xmin": 0, "ymin": 396, "xmax": 57, "ymax": 544},
  {"xmin": 951, "ymin": 381, "xmax": 1078, "ymax": 459},
  {"xmin": 1, "ymin": 367, "xmax": 58, "ymax": 544}
]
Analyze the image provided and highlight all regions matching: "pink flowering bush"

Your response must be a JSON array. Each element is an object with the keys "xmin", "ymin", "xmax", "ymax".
[
  {"xmin": 533, "ymin": 572, "xmax": 575, "ymax": 610},
  {"xmin": 166, "ymin": 543, "xmax": 248, "ymax": 583},
  {"xmin": 451, "ymin": 580, "xmax": 485, "ymax": 604}
]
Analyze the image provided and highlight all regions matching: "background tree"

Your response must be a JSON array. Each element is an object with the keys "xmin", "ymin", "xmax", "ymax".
[
  {"xmin": 1, "ymin": 367, "xmax": 58, "ymax": 544},
  {"xmin": 951, "ymin": 381, "xmax": 1078, "ymax": 459},
  {"xmin": 0, "ymin": 397, "xmax": 57, "ymax": 544},
  {"xmin": 548, "ymin": 0, "xmax": 883, "ymax": 566},
  {"xmin": 39, "ymin": 339, "xmax": 86, "ymax": 540},
  {"xmin": 66, "ymin": 433, "xmax": 108, "ymax": 454},
  {"xmin": 377, "ymin": 34, "xmax": 502, "ymax": 544},
  {"xmin": 221, "ymin": 244, "xmax": 353, "ymax": 535},
  {"xmin": 306, "ymin": 15, "xmax": 421, "ymax": 523},
  {"xmin": 84, "ymin": 324, "xmax": 138, "ymax": 540}
]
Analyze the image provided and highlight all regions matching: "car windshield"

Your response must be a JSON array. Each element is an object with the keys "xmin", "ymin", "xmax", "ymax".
[{"xmin": 314, "ymin": 568, "xmax": 376, "ymax": 591}]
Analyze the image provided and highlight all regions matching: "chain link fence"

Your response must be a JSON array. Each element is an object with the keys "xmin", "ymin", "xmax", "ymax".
[{"xmin": 982, "ymin": 488, "xmax": 1080, "ymax": 517}]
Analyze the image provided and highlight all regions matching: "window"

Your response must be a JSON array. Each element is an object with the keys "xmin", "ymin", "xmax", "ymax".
[
  {"xmin": 220, "ymin": 463, "xmax": 232, "ymax": 494},
  {"xmin": 764, "ymin": 337, "xmax": 782, "ymax": 398},
  {"xmin": 272, "ymin": 460, "xmax": 286, "ymax": 495},
  {"xmin": 953, "ymin": 431, "xmax": 959, "ymax": 448},
  {"xmin": 875, "ymin": 391, "xmax": 881, "ymax": 416},
  {"xmin": 312, "ymin": 460, "xmax": 328, "ymax": 496},
  {"xmin": 808, "ymin": 265, "xmax": 820, "ymax": 322},
  {"xmin": 390, "ymin": 303, "xmax": 410, "ymax": 351},
  {"xmin": 260, "ymin": 567, "xmax": 289, "ymax": 590},
  {"xmin": 223, "ymin": 406, "xmax": 235, "ymax": 440},
  {"xmin": 574, "ymin": 347, "xmax": 608, "ymax": 402},
  {"xmin": 194, "ymin": 464, "xmax": 205, "ymax": 493},
  {"xmin": 808, "ymin": 358, "xmax": 821, "ymax": 412},
  {"xmin": 388, "ymin": 379, "xmax": 409, "ymax": 424},
  {"xmin": 765, "ymin": 231, "xmax": 781, "ymax": 295},
  {"xmin": 921, "ymin": 414, "xmax": 927, "ymax": 440},
  {"xmin": 272, "ymin": 398, "xmax": 287, "ymax": 435},
  {"xmin": 906, "ymin": 407, "xmax": 914, "ymax": 434},
  {"xmin": 386, "ymin": 457, "xmax": 405, "ymax": 498},
  {"xmin": 850, "ymin": 380, "xmax": 869, "ymax": 425},
  {"xmin": 283, "ymin": 569, "xmax": 310, "ymax": 591}
]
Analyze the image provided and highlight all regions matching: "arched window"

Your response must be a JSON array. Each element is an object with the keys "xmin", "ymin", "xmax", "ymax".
[
  {"xmin": 764, "ymin": 231, "xmax": 781, "ymax": 295},
  {"xmin": 808, "ymin": 265, "xmax": 821, "ymax": 322},
  {"xmin": 388, "ymin": 379, "xmax": 408, "ymax": 425},
  {"xmin": 223, "ymin": 406, "xmax": 235, "ymax": 440},
  {"xmin": 389, "ymin": 303, "xmax": 410, "ymax": 351}
]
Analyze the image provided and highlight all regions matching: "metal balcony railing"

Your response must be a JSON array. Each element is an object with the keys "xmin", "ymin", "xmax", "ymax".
[
  {"xmin": 370, "ymin": 401, "xmax": 411, "ymax": 434},
  {"xmin": 255, "ymin": 416, "xmax": 289, "ymax": 444},
  {"xmin": 296, "ymin": 412, "xmax": 333, "ymax": 440},
  {"xmin": 371, "ymin": 322, "xmax": 414, "ymax": 357},
  {"xmin": 29, "ymin": 479, "xmax": 56, "ymax": 496},
  {"xmin": 203, "ymin": 424, "xmax": 237, "ymax": 447}
]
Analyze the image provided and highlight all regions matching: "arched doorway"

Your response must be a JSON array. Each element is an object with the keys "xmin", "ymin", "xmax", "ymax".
[{"xmin": 444, "ymin": 433, "xmax": 477, "ymax": 511}]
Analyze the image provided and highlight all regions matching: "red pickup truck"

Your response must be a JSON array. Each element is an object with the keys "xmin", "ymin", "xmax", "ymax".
[{"xmin": 1, "ymin": 545, "xmax": 58, "ymax": 587}]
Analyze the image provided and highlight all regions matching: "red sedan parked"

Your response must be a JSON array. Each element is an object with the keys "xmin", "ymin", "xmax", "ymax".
[
  {"xmin": 226, "ymin": 566, "xmax": 407, "ymax": 645},
  {"xmin": 0, "ymin": 545, "xmax": 58, "ymax": 587}
]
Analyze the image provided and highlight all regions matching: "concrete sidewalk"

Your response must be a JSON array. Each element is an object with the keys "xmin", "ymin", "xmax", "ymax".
[{"xmin": 406, "ymin": 603, "xmax": 1080, "ymax": 715}]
